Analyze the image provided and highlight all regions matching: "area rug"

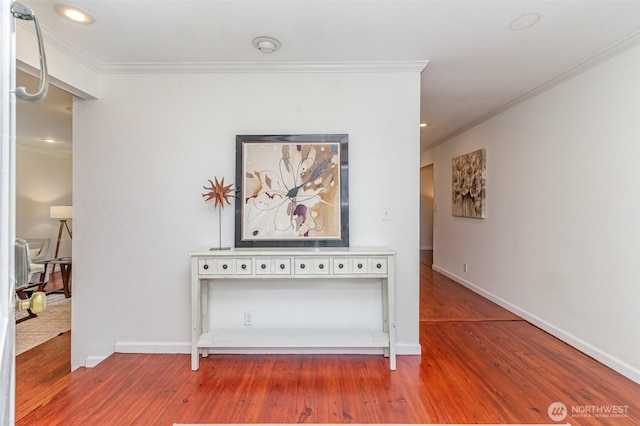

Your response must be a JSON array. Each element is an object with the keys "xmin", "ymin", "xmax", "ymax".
[{"xmin": 16, "ymin": 293, "xmax": 71, "ymax": 355}]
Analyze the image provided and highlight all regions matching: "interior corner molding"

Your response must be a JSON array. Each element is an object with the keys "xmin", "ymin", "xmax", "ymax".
[
  {"xmin": 16, "ymin": 143, "xmax": 72, "ymax": 159},
  {"xmin": 84, "ymin": 355, "xmax": 108, "ymax": 368},
  {"xmin": 97, "ymin": 60, "xmax": 430, "ymax": 75},
  {"xmin": 19, "ymin": 21, "xmax": 102, "ymax": 73},
  {"xmin": 428, "ymin": 29, "xmax": 640, "ymax": 149},
  {"xmin": 24, "ymin": 19, "xmax": 430, "ymax": 75}
]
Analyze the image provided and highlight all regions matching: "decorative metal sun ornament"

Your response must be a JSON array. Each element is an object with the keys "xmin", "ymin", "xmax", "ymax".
[
  {"xmin": 202, "ymin": 177, "xmax": 236, "ymax": 250},
  {"xmin": 202, "ymin": 177, "xmax": 235, "ymax": 208}
]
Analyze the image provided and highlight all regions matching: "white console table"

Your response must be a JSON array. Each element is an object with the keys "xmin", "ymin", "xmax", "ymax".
[{"xmin": 190, "ymin": 247, "xmax": 396, "ymax": 371}]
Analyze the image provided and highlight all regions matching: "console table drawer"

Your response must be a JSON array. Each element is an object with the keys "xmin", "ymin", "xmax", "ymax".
[
  {"xmin": 198, "ymin": 258, "xmax": 215, "ymax": 275},
  {"xmin": 294, "ymin": 257, "xmax": 330, "ymax": 274},
  {"xmin": 256, "ymin": 258, "xmax": 291, "ymax": 275},
  {"xmin": 235, "ymin": 259, "xmax": 252, "ymax": 275},
  {"xmin": 333, "ymin": 258, "xmax": 349, "ymax": 273},
  {"xmin": 199, "ymin": 258, "xmax": 249, "ymax": 275},
  {"xmin": 351, "ymin": 258, "xmax": 369, "ymax": 273},
  {"xmin": 217, "ymin": 259, "xmax": 234, "ymax": 274},
  {"xmin": 332, "ymin": 257, "xmax": 375, "ymax": 274},
  {"xmin": 370, "ymin": 258, "xmax": 388, "ymax": 274}
]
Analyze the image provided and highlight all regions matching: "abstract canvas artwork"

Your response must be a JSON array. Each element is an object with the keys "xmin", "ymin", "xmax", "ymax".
[
  {"xmin": 235, "ymin": 134, "xmax": 349, "ymax": 247},
  {"xmin": 452, "ymin": 148, "xmax": 486, "ymax": 218}
]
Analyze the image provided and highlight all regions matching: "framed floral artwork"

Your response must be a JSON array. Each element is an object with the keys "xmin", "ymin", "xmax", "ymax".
[
  {"xmin": 235, "ymin": 134, "xmax": 349, "ymax": 247},
  {"xmin": 452, "ymin": 148, "xmax": 486, "ymax": 218}
]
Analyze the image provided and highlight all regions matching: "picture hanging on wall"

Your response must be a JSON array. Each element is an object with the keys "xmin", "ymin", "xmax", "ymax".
[
  {"xmin": 452, "ymin": 148, "xmax": 486, "ymax": 219},
  {"xmin": 235, "ymin": 134, "xmax": 349, "ymax": 247}
]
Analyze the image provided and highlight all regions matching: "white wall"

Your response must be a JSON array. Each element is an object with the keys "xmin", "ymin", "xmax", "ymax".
[
  {"xmin": 427, "ymin": 44, "xmax": 640, "ymax": 383},
  {"xmin": 16, "ymin": 147, "xmax": 72, "ymax": 257},
  {"xmin": 72, "ymin": 70, "xmax": 422, "ymax": 369},
  {"xmin": 419, "ymin": 165, "xmax": 434, "ymax": 250}
]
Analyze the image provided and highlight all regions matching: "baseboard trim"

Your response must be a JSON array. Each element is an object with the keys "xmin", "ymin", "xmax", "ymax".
[
  {"xmin": 396, "ymin": 342, "xmax": 421, "ymax": 355},
  {"xmin": 115, "ymin": 341, "xmax": 191, "ymax": 354},
  {"xmin": 85, "ymin": 355, "xmax": 108, "ymax": 368},
  {"xmin": 432, "ymin": 264, "xmax": 640, "ymax": 385}
]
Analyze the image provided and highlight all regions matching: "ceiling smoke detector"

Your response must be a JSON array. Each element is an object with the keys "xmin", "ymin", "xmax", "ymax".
[{"xmin": 252, "ymin": 36, "xmax": 281, "ymax": 54}]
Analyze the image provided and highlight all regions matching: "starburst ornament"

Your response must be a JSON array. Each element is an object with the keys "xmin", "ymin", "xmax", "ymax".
[
  {"xmin": 202, "ymin": 177, "xmax": 235, "ymax": 208},
  {"xmin": 202, "ymin": 177, "xmax": 236, "ymax": 250}
]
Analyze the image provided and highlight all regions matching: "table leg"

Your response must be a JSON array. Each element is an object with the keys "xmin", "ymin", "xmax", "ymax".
[{"xmin": 60, "ymin": 264, "xmax": 72, "ymax": 298}]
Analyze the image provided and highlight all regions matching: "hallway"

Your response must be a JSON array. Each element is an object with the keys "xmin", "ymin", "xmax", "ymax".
[{"xmin": 16, "ymin": 252, "xmax": 640, "ymax": 424}]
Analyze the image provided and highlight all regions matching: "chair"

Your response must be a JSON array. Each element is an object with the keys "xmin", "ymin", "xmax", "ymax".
[
  {"xmin": 16, "ymin": 239, "xmax": 52, "ymax": 323},
  {"xmin": 25, "ymin": 238, "xmax": 50, "ymax": 264}
]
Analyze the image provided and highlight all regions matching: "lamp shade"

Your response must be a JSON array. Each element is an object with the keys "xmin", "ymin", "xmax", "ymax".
[{"xmin": 50, "ymin": 205, "xmax": 73, "ymax": 219}]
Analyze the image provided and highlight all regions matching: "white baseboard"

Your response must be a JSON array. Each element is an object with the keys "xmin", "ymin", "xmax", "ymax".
[
  {"xmin": 396, "ymin": 342, "xmax": 421, "ymax": 355},
  {"xmin": 115, "ymin": 341, "xmax": 191, "ymax": 354},
  {"xmin": 432, "ymin": 264, "xmax": 640, "ymax": 385},
  {"xmin": 85, "ymin": 355, "xmax": 108, "ymax": 368}
]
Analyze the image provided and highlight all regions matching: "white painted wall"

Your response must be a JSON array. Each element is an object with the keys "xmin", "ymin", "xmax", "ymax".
[
  {"xmin": 72, "ymin": 70, "xmax": 421, "ymax": 369},
  {"xmin": 419, "ymin": 165, "xmax": 434, "ymax": 250},
  {"xmin": 16, "ymin": 147, "xmax": 72, "ymax": 257},
  {"xmin": 426, "ymin": 44, "xmax": 640, "ymax": 383}
]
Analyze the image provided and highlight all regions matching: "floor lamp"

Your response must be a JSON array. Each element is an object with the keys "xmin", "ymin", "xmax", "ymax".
[{"xmin": 50, "ymin": 205, "xmax": 72, "ymax": 277}]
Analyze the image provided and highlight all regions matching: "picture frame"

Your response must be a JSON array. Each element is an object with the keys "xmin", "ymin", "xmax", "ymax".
[
  {"xmin": 452, "ymin": 148, "xmax": 486, "ymax": 219},
  {"xmin": 235, "ymin": 134, "xmax": 349, "ymax": 248}
]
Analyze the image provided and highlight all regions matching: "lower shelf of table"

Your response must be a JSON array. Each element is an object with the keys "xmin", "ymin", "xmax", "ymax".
[{"xmin": 197, "ymin": 328, "xmax": 390, "ymax": 349}]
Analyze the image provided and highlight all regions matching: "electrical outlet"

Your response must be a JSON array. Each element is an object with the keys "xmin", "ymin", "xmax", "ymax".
[
  {"xmin": 244, "ymin": 311, "xmax": 254, "ymax": 327},
  {"xmin": 463, "ymin": 263, "xmax": 468, "ymax": 273}
]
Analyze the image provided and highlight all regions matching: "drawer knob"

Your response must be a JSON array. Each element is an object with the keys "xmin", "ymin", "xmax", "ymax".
[
  {"xmin": 241, "ymin": 264, "xmax": 247, "ymax": 270},
  {"xmin": 261, "ymin": 264, "xmax": 267, "ymax": 269},
  {"xmin": 377, "ymin": 263, "xmax": 382, "ymax": 269},
  {"xmin": 357, "ymin": 263, "xmax": 363, "ymax": 269},
  {"xmin": 203, "ymin": 264, "xmax": 209, "ymax": 270},
  {"xmin": 222, "ymin": 264, "xmax": 228, "ymax": 270},
  {"xmin": 319, "ymin": 264, "xmax": 324, "ymax": 269},
  {"xmin": 280, "ymin": 263, "xmax": 286, "ymax": 270},
  {"xmin": 338, "ymin": 263, "xmax": 344, "ymax": 269},
  {"xmin": 300, "ymin": 263, "xmax": 306, "ymax": 269}
]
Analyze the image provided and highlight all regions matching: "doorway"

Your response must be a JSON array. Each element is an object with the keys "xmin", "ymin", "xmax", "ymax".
[{"xmin": 15, "ymin": 69, "xmax": 73, "ymax": 353}]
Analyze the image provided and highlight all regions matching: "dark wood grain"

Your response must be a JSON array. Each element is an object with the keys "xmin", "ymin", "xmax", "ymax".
[
  {"xmin": 16, "ymin": 251, "xmax": 640, "ymax": 424},
  {"xmin": 15, "ymin": 331, "xmax": 70, "ymax": 422}
]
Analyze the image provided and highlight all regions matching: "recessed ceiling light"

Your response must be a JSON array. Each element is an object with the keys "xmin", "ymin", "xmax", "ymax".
[
  {"xmin": 53, "ymin": 4, "xmax": 94, "ymax": 24},
  {"xmin": 252, "ymin": 36, "xmax": 281, "ymax": 54},
  {"xmin": 41, "ymin": 138, "xmax": 57, "ymax": 144},
  {"xmin": 509, "ymin": 12, "xmax": 541, "ymax": 31}
]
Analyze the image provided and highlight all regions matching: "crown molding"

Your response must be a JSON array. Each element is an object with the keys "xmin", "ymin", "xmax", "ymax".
[
  {"xmin": 97, "ymin": 60, "xmax": 429, "ymax": 74},
  {"xmin": 17, "ymin": 143, "xmax": 72, "ymax": 159},
  {"xmin": 426, "ymin": 30, "xmax": 640, "ymax": 150},
  {"xmin": 20, "ymin": 22, "xmax": 102, "ymax": 72},
  {"xmin": 19, "ymin": 22, "xmax": 429, "ymax": 75}
]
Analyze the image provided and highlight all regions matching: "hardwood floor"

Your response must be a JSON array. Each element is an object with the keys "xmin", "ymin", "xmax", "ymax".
[{"xmin": 16, "ymin": 251, "xmax": 640, "ymax": 424}]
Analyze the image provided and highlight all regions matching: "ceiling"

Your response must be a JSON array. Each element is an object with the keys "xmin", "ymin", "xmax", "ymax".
[
  {"xmin": 15, "ymin": 0, "xmax": 640, "ymax": 155},
  {"xmin": 16, "ymin": 70, "xmax": 73, "ymax": 155}
]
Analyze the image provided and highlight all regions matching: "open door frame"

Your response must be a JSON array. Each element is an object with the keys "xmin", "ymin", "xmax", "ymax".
[{"xmin": 1, "ymin": 0, "xmax": 18, "ymax": 423}]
